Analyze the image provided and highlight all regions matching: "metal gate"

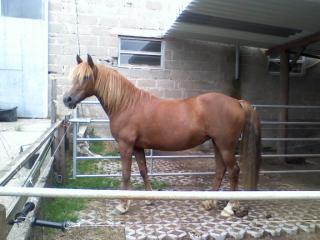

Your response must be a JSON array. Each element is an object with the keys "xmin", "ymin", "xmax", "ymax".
[{"xmin": 70, "ymin": 101, "xmax": 320, "ymax": 178}]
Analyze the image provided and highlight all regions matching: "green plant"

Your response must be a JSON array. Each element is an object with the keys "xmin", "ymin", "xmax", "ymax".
[
  {"xmin": 41, "ymin": 198, "xmax": 85, "ymax": 222},
  {"xmin": 40, "ymin": 153, "xmax": 120, "ymax": 227},
  {"xmin": 89, "ymin": 141, "xmax": 119, "ymax": 156},
  {"xmin": 89, "ymin": 141, "xmax": 105, "ymax": 154},
  {"xmin": 77, "ymin": 159, "xmax": 100, "ymax": 174},
  {"xmin": 65, "ymin": 177, "xmax": 120, "ymax": 189}
]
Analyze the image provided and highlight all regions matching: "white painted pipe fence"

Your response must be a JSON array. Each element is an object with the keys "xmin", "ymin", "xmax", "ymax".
[{"xmin": 0, "ymin": 187, "xmax": 320, "ymax": 200}]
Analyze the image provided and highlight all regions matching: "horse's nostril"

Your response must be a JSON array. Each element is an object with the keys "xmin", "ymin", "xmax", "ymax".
[{"xmin": 63, "ymin": 96, "xmax": 73, "ymax": 105}]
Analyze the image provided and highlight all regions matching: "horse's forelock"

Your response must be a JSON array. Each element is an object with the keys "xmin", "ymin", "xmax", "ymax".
[{"xmin": 72, "ymin": 63, "xmax": 94, "ymax": 86}]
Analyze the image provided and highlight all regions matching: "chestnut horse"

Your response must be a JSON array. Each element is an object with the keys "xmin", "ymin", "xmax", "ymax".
[{"xmin": 63, "ymin": 55, "xmax": 261, "ymax": 216}]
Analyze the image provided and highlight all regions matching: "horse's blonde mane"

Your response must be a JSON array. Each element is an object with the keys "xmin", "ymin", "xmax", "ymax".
[{"xmin": 94, "ymin": 64, "xmax": 151, "ymax": 114}]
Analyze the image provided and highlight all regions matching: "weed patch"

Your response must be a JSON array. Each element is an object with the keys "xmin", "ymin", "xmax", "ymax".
[
  {"xmin": 41, "ymin": 198, "xmax": 85, "ymax": 222},
  {"xmin": 89, "ymin": 141, "xmax": 118, "ymax": 156},
  {"xmin": 40, "ymin": 152, "xmax": 120, "ymax": 224}
]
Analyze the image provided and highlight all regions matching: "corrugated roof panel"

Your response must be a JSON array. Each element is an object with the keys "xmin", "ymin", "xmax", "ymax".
[
  {"xmin": 165, "ymin": 0, "xmax": 320, "ymax": 55},
  {"xmin": 168, "ymin": 22, "xmax": 284, "ymax": 48},
  {"xmin": 187, "ymin": 0, "xmax": 320, "ymax": 29},
  {"xmin": 177, "ymin": 11, "xmax": 302, "ymax": 37}
]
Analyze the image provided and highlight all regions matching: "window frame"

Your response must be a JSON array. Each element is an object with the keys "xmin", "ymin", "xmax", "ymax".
[
  {"xmin": 118, "ymin": 36, "xmax": 164, "ymax": 69},
  {"xmin": 267, "ymin": 56, "xmax": 306, "ymax": 76}
]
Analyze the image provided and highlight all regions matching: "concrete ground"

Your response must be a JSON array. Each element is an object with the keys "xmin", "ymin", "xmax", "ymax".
[
  {"xmin": 0, "ymin": 118, "xmax": 51, "ymax": 212},
  {"xmin": 53, "ymin": 156, "xmax": 320, "ymax": 240},
  {"xmin": 0, "ymin": 118, "xmax": 51, "ymax": 172}
]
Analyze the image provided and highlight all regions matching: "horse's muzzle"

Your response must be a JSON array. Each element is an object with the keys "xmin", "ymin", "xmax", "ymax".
[{"xmin": 63, "ymin": 95, "xmax": 76, "ymax": 109}]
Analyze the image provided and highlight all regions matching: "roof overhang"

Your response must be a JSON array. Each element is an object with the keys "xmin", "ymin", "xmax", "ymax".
[{"xmin": 165, "ymin": 0, "xmax": 320, "ymax": 57}]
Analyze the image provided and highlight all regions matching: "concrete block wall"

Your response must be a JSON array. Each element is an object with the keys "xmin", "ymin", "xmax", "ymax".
[
  {"xmin": 119, "ymin": 39, "xmax": 235, "ymax": 99},
  {"xmin": 240, "ymin": 46, "xmax": 320, "ymax": 121},
  {"xmin": 48, "ymin": 0, "xmax": 320, "ymax": 157},
  {"xmin": 49, "ymin": 0, "xmax": 320, "ymax": 123},
  {"xmin": 49, "ymin": 0, "xmax": 236, "ymax": 117}
]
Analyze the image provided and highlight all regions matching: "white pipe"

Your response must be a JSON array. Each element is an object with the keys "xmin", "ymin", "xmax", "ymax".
[
  {"xmin": 235, "ymin": 43, "xmax": 240, "ymax": 80},
  {"xmin": 75, "ymin": 169, "xmax": 320, "ymax": 178},
  {"xmin": 0, "ymin": 187, "xmax": 320, "ymax": 200}
]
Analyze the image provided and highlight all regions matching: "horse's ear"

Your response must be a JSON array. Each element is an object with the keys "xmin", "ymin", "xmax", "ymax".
[
  {"xmin": 76, "ymin": 54, "xmax": 83, "ymax": 64},
  {"xmin": 87, "ymin": 54, "xmax": 94, "ymax": 69}
]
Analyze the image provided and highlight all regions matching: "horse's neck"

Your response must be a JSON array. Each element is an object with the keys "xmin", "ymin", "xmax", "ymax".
[
  {"xmin": 96, "ymin": 95, "xmax": 110, "ymax": 116},
  {"xmin": 94, "ymin": 66, "xmax": 154, "ymax": 118}
]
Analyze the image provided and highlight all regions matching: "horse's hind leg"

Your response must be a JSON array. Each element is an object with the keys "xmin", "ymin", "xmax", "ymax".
[
  {"xmin": 113, "ymin": 141, "xmax": 133, "ymax": 215},
  {"xmin": 202, "ymin": 142, "xmax": 226, "ymax": 210},
  {"xmin": 222, "ymin": 150, "xmax": 240, "ymax": 192},
  {"xmin": 219, "ymin": 145, "xmax": 241, "ymax": 217}
]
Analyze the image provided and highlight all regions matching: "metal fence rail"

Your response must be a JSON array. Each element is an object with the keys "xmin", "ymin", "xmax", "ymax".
[
  {"xmin": 71, "ymin": 101, "xmax": 320, "ymax": 178},
  {"xmin": 1, "ymin": 187, "xmax": 320, "ymax": 201},
  {"xmin": 0, "ymin": 120, "xmax": 66, "ymax": 240},
  {"xmin": 0, "ymin": 121, "xmax": 61, "ymax": 186}
]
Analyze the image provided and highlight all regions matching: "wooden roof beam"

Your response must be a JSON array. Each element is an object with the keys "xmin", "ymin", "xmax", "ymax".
[{"xmin": 266, "ymin": 31, "xmax": 320, "ymax": 56}]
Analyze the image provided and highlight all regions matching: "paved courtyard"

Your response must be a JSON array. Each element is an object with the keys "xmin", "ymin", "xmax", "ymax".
[
  {"xmin": 0, "ymin": 119, "xmax": 51, "ymax": 211},
  {"xmin": 74, "ymin": 158, "xmax": 320, "ymax": 240}
]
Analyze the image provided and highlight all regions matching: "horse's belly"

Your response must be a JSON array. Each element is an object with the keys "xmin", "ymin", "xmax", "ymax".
[{"xmin": 135, "ymin": 131, "xmax": 209, "ymax": 151}]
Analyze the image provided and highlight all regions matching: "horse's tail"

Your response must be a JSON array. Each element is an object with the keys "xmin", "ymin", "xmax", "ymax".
[{"xmin": 239, "ymin": 100, "xmax": 261, "ymax": 190}]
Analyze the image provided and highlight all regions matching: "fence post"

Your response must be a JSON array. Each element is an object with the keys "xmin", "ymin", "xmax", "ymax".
[
  {"xmin": 0, "ymin": 204, "xmax": 7, "ymax": 240},
  {"xmin": 54, "ymin": 121, "xmax": 66, "ymax": 183},
  {"xmin": 277, "ymin": 51, "xmax": 289, "ymax": 162},
  {"xmin": 50, "ymin": 78, "xmax": 57, "ymax": 124}
]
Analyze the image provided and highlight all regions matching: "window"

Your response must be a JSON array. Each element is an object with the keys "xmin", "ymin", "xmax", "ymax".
[
  {"xmin": 119, "ymin": 37, "xmax": 163, "ymax": 68},
  {"xmin": 268, "ymin": 55, "xmax": 306, "ymax": 76},
  {"xmin": 1, "ymin": 0, "xmax": 43, "ymax": 19}
]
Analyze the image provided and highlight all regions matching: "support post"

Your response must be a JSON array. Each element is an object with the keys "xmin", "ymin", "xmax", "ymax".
[
  {"xmin": 54, "ymin": 122, "xmax": 66, "ymax": 183},
  {"xmin": 277, "ymin": 51, "xmax": 289, "ymax": 162},
  {"xmin": 231, "ymin": 43, "xmax": 241, "ymax": 99},
  {"xmin": 72, "ymin": 110, "xmax": 78, "ymax": 178},
  {"xmin": 50, "ymin": 78, "xmax": 57, "ymax": 124},
  {"xmin": 0, "ymin": 204, "xmax": 7, "ymax": 240},
  {"xmin": 235, "ymin": 43, "xmax": 240, "ymax": 81}
]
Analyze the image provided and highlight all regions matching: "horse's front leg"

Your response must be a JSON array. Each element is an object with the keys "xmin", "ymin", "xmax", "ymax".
[
  {"xmin": 134, "ymin": 148, "xmax": 152, "ymax": 190},
  {"xmin": 134, "ymin": 148, "xmax": 153, "ymax": 205},
  {"xmin": 113, "ymin": 141, "xmax": 133, "ymax": 215}
]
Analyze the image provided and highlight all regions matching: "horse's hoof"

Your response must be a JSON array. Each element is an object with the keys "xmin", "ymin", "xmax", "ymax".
[
  {"xmin": 111, "ymin": 208, "xmax": 126, "ymax": 215},
  {"xmin": 202, "ymin": 200, "xmax": 217, "ymax": 211},
  {"xmin": 111, "ymin": 202, "xmax": 130, "ymax": 215},
  {"xmin": 220, "ymin": 202, "xmax": 235, "ymax": 217},
  {"xmin": 145, "ymin": 200, "xmax": 154, "ymax": 206}
]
